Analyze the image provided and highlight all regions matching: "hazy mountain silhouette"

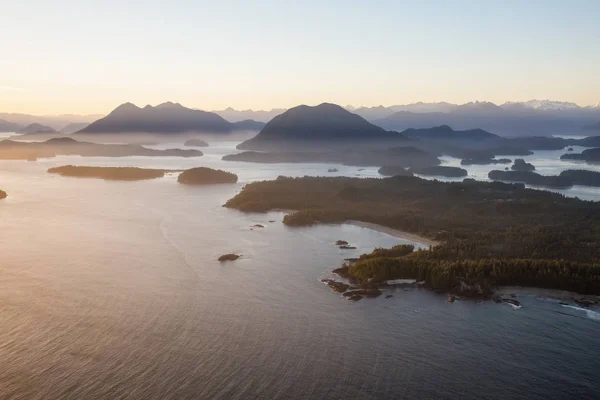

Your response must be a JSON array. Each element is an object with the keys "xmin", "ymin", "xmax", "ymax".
[
  {"xmin": 237, "ymin": 103, "xmax": 406, "ymax": 151},
  {"xmin": 18, "ymin": 123, "xmax": 58, "ymax": 135},
  {"xmin": 212, "ymin": 107, "xmax": 286, "ymax": 123},
  {"xmin": 351, "ymin": 102, "xmax": 458, "ymax": 121},
  {"xmin": 375, "ymin": 100, "xmax": 600, "ymax": 137},
  {"xmin": 60, "ymin": 122, "xmax": 89, "ymax": 134},
  {"xmin": 584, "ymin": 121, "xmax": 600, "ymax": 132},
  {"xmin": 77, "ymin": 102, "xmax": 263, "ymax": 135},
  {"xmin": 401, "ymin": 125, "xmax": 499, "ymax": 141},
  {"xmin": 0, "ymin": 112, "xmax": 102, "ymax": 130},
  {"xmin": 0, "ymin": 119, "xmax": 21, "ymax": 132}
]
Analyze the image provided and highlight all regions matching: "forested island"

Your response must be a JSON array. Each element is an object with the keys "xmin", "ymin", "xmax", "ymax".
[
  {"xmin": 0, "ymin": 137, "xmax": 202, "ymax": 160},
  {"xmin": 48, "ymin": 166, "xmax": 171, "ymax": 181},
  {"xmin": 511, "ymin": 159, "xmax": 536, "ymax": 171},
  {"xmin": 562, "ymin": 147, "xmax": 600, "ymax": 163},
  {"xmin": 177, "ymin": 167, "xmax": 238, "ymax": 185},
  {"xmin": 225, "ymin": 176, "xmax": 600, "ymax": 296},
  {"xmin": 412, "ymin": 166, "xmax": 468, "ymax": 178},
  {"xmin": 489, "ymin": 169, "xmax": 600, "ymax": 188},
  {"xmin": 184, "ymin": 139, "xmax": 209, "ymax": 147}
]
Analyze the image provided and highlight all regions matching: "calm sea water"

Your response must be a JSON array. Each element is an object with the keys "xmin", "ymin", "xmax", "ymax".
[{"xmin": 0, "ymin": 139, "xmax": 599, "ymax": 399}]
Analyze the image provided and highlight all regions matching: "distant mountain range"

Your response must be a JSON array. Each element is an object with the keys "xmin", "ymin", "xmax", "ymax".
[
  {"xmin": 211, "ymin": 107, "xmax": 286, "ymax": 123},
  {"xmin": 1, "ymin": 99, "xmax": 599, "ymax": 137},
  {"xmin": 0, "ymin": 119, "xmax": 21, "ymax": 132},
  {"xmin": 237, "ymin": 103, "xmax": 405, "ymax": 151},
  {"xmin": 77, "ymin": 102, "xmax": 265, "ymax": 135},
  {"xmin": 0, "ymin": 112, "xmax": 102, "ymax": 131},
  {"xmin": 584, "ymin": 121, "xmax": 600, "ymax": 132},
  {"xmin": 18, "ymin": 123, "xmax": 58, "ymax": 135},
  {"xmin": 374, "ymin": 101, "xmax": 600, "ymax": 137}
]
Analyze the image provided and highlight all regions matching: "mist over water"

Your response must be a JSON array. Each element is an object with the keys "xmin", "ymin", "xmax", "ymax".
[{"xmin": 1, "ymin": 140, "xmax": 599, "ymax": 399}]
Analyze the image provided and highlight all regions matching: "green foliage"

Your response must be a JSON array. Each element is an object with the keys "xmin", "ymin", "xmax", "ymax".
[{"xmin": 225, "ymin": 176, "xmax": 600, "ymax": 294}]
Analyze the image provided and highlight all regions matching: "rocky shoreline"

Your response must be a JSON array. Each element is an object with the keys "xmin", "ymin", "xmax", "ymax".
[{"xmin": 322, "ymin": 259, "xmax": 600, "ymax": 307}]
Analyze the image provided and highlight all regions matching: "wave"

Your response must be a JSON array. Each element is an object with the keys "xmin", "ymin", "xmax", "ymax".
[{"xmin": 561, "ymin": 305, "xmax": 600, "ymax": 321}]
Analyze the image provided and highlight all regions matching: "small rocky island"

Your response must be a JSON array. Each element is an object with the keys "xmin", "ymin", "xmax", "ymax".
[
  {"xmin": 177, "ymin": 167, "xmax": 238, "ymax": 185},
  {"xmin": 0, "ymin": 190, "xmax": 6, "ymax": 199},
  {"xmin": 48, "ymin": 165, "xmax": 171, "ymax": 181},
  {"xmin": 511, "ymin": 158, "xmax": 536, "ymax": 171},
  {"xmin": 218, "ymin": 254, "xmax": 240, "ymax": 262},
  {"xmin": 184, "ymin": 139, "xmax": 209, "ymax": 147}
]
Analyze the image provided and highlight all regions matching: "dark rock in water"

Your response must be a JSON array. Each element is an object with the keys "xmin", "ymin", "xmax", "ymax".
[
  {"xmin": 339, "ymin": 245, "xmax": 357, "ymax": 250},
  {"xmin": 504, "ymin": 167, "xmax": 509, "ymax": 170},
  {"xmin": 328, "ymin": 168, "xmax": 339, "ymax": 173},
  {"xmin": 358, "ymin": 168, "xmax": 365, "ymax": 171},
  {"xmin": 385, "ymin": 295, "xmax": 393, "ymax": 299},
  {"xmin": 0, "ymin": 190, "xmax": 6, "ymax": 199},
  {"xmin": 559, "ymin": 301, "xmax": 569, "ymax": 306},
  {"xmin": 218, "ymin": 253, "xmax": 240, "ymax": 262},
  {"xmin": 502, "ymin": 298, "xmax": 521, "ymax": 307},
  {"xmin": 252, "ymin": 224, "xmax": 265, "ymax": 228},
  {"xmin": 335, "ymin": 240, "xmax": 349, "ymax": 246},
  {"xmin": 343, "ymin": 289, "xmax": 383, "ymax": 298},
  {"xmin": 321, "ymin": 279, "xmax": 350, "ymax": 293},
  {"xmin": 268, "ymin": 220, "xmax": 276, "ymax": 223},
  {"xmin": 568, "ymin": 147, "xmax": 574, "ymax": 151},
  {"xmin": 447, "ymin": 295, "xmax": 456, "ymax": 303},
  {"xmin": 573, "ymin": 298, "xmax": 597, "ymax": 308},
  {"xmin": 332, "ymin": 266, "xmax": 352, "ymax": 280},
  {"xmin": 347, "ymin": 294, "xmax": 363, "ymax": 301}
]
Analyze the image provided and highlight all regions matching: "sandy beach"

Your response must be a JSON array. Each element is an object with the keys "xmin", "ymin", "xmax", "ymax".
[
  {"xmin": 345, "ymin": 220, "xmax": 439, "ymax": 248},
  {"xmin": 272, "ymin": 209, "xmax": 438, "ymax": 248}
]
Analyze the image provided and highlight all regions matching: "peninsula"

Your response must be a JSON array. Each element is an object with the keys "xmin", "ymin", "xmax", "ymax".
[{"xmin": 225, "ymin": 176, "xmax": 600, "ymax": 296}]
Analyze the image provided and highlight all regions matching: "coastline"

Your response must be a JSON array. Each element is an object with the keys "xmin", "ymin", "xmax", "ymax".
[
  {"xmin": 271, "ymin": 209, "xmax": 438, "ymax": 248},
  {"xmin": 344, "ymin": 220, "xmax": 439, "ymax": 248}
]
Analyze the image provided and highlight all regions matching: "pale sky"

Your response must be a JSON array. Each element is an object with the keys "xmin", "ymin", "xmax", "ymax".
[{"xmin": 1, "ymin": 0, "xmax": 599, "ymax": 114}]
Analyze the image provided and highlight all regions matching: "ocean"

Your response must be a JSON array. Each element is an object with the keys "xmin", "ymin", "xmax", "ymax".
[{"xmin": 0, "ymin": 140, "xmax": 599, "ymax": 399}]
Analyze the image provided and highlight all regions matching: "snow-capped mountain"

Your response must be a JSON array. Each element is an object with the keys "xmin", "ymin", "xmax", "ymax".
[{"xmin": 502, "ymin": 100, "xmax": 580, "ymax": 111}]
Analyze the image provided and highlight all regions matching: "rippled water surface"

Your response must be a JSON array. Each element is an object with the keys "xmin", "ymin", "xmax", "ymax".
[{"xmin": 0, "ymin": 140, "xmax": 599, "ymax": 399}]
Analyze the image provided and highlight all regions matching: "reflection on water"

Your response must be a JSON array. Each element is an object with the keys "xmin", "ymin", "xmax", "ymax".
[{"xmin": 0, "ymin": 140, "xmax": 599, "ymax": 399}]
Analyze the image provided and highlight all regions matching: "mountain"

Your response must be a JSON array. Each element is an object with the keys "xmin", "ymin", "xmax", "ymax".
[
  {"xmin": 0, "ymin": 112, "xmax": 102, "ymax": 130},
  {"xmin": 237, "ymin": 103, "xmax": 406, "ymax": 151},
  {"xmin": 77, "ymin": 102, "xmax": 262, "ymax": 135},
  {"xmin": 376, "ymin": 101, "xmax": 600, "ymax": 137},
  {"xmin": 211, "ymin": 107, "xmax": 286, "ymax": 123},
  {"xmin": 401, "ymin": 125, "xmax": 499, "ymax": 141},
  {"xmin": 60, "ymin": 122, "xmax": 89, "ymax": 134},
  {"xmin": 584, "ymin": 121, "xmax": 600, "ymax": 132},
  {"xmin": 18, "ymin": 123, "xmax": 58, "ymax": 135},
  {"xmin": 0, "ymin": 118, "xmax": 21, "ymax": 132},
  {"xmin": 502, "ymin": 100, "xmax": 580, "ymax": 111},
  {"xmin": 351, "ymin": 102, "xmax": 458, "ymax": 121}
]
